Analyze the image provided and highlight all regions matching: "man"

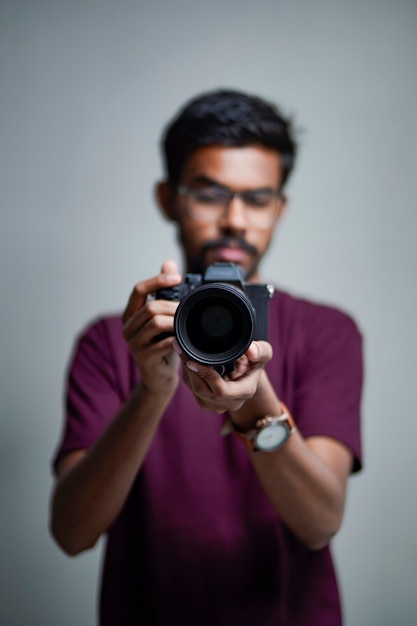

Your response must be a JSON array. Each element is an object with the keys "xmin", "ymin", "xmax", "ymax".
[{"xmin": 50, "ymin": 90, "xmax": 363, "ymax": 625}]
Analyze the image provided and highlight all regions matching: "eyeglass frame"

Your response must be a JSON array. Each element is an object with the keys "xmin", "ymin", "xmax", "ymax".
[{"xmin": 176, "ymin": 184, "xmax": 285, "ymax": 228}]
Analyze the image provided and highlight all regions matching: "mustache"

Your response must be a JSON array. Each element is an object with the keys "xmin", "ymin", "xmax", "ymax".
[{"xmin": 201, "ymin": 236, "xmax": 258, "ymax": 257}]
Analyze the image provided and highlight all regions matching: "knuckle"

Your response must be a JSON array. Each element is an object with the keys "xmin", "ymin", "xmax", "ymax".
[
  {"xmin": 134, "ymin": 281, "xmax": 147, "ymax": 295},
  {"xmin": 122, "ymin": 317, "xmax": 136, "ymax": 340},
  {"xmin": 143, "ymin": 299, "xmax": 158, "ymax": 315},
  {"xmin": 146, "ymin": 313, "xmax": 160, "ymax": 329}
]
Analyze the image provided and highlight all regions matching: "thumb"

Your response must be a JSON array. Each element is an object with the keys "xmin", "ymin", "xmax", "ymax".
[
  {"xmin": 246, "ymin": 341, "xmax": 273, "ymax": 366},
  {"xmin": 160, "ymin": 259, "xmax": 180, "ymax": 277}
]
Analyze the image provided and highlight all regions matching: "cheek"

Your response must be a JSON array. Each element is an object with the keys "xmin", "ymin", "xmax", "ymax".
[
  {"xmin": 179, "ymin": 221, "xmax": 216, "ymax": 250},
  {"xmin": 252, "ymin": 230, "xmax": 274, "ymax": 255}
]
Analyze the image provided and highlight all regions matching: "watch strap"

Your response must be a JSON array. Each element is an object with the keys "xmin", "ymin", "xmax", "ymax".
[{"xmin": 221, "ymin": 402, "xmax": 294, "ymax": 452}]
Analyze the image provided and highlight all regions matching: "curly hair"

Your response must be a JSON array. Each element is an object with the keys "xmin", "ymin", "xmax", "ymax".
[{"xmin": 161, "ymin": 89, "xmax": 297, "ymax": 189}]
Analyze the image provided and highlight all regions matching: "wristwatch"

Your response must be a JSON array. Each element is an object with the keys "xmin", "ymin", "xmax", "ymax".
[{"xmin": 221, "ymin": 402, "xmax": 295, "ymax": 452}]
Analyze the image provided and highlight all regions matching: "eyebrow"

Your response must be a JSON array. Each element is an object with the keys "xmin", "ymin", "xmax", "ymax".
[
  {"xmin": 186, "ymin": 175, "xmax": 276, "ymax": 193},
  {"xmin": 186, "ymin": 175, "xmax": 226, "ymax": 187}
]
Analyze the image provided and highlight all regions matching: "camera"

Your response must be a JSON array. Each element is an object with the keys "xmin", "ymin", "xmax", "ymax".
[{"xmin": 155, "ymin": 262, "xmax": 274, "ymax": 375}]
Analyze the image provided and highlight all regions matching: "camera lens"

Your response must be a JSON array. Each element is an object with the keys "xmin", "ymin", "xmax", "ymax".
[
  {"xmin": 200, "ymin": 304, "xmax": 233, "ymax": 339},
  {"xmin": 174, "ymin": 283, "xmax": 256, "ymax": 368}
]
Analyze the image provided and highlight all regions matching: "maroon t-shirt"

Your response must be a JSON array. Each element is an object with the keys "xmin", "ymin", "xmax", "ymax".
[{"xmin": 54, "ymin": 289, "xmax": 363, "ymax": 626}]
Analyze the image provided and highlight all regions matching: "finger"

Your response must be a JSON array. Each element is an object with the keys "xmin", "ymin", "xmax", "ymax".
[
  {"xmin": 245, "ymin": 340, "xmax": 273, "ymax": 366},
  {"xmin": 223, "ymin": 359, "xmax": 249, "ymax": 380},
  {"xmin": 184, "ymin": 361, "xmax": 226, "ymax": 396},
  {"xmin": 122, "ymin": 262, "xmax": 181, "ymax": 324},
  {"xmin": 160, "ymin": 259, "xmax": 180, "ymax": 276},
  {"xmin": 124, "ymin": 300, "xmax": 178, "ymax": 342},
  {"xmin": 183, "ymin": 364, "xmax": 250, "ymax": 413},
  {"xmin": 127, "ymin": 316, "xmax": 173, "ymax": 351},
  {"xmin": 135, "ymin": 335, "xmax": 178, "ymax": 362}
]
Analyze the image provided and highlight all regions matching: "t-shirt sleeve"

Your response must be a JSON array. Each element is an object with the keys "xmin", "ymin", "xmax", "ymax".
[
  {"xmin": 294, "ymin": 305, "xmax": 364, "ymax": 472},
  {"xmin": 52, "ymin": 317, "xmax": 128, "ymax": 472}
]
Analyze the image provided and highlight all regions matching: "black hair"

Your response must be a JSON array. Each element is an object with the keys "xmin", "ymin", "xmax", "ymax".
[{"xmin": 161, "ymin": 89, "xmax": 297, "ymax": 189}]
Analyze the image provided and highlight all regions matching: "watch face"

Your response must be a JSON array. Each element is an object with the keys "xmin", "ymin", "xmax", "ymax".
[{"xmin": 255, "ymin": 424, "xmax": 288, "ymax": 451}]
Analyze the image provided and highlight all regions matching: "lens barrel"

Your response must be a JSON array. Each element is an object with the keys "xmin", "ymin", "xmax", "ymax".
[{"xmin": 174, "ymin": 283, "xmax": 256, "ymax": 369}]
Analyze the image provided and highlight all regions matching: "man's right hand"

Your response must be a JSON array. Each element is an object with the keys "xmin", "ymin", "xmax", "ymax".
[{"xmin": 122, "ymin": 260, "xmax": 182, "ymax": 395}]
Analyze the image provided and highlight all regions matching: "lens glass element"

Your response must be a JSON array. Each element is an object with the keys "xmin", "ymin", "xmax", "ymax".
[
  {"xmin": 200, "ymin": 304, "xmax": 233, "ymax": 338},
  {"xmin": 174, "ymin": 283, "xmax": 255, "ymax": 367}
]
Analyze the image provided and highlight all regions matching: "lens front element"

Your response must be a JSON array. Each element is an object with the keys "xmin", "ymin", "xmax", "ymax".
[{"xmin": 174, "ymin": 283, "xmax": 256, "ymax": 368}]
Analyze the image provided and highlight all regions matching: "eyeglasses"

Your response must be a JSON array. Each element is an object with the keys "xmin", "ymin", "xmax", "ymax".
[{"xmin": 177, "ymin": 185, "xmax": 283, "ymax": 228}]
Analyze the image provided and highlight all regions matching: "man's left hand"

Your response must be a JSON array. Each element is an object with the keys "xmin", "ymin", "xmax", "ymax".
[{"xmin": 172, "ymin": 340, "xmax": 273, "ymax": 414}]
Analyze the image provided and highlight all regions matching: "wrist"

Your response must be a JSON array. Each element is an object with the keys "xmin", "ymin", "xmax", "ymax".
[
  {"xmin": 229, "ymin": 370, "xmax": 281, "ymax": 431},
  {"xmin": 222, "ymin": 401, "xmax": 294, "ymax": 453},
  {"xmin": 137, "ymin": 373, "xmax": 179, "ymax": 402}
]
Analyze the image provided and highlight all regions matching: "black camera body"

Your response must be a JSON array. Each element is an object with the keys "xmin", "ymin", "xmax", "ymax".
[{"xmin": 155, "ymin": 262, "xmax": 274, "ymax": 374}]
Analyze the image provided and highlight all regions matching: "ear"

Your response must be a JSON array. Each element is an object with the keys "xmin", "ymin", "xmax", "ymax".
[
  {"xmin": 275, "ymin": 192, "xmax": 288, "ymax": 225},
  {"xmin": 155, "ymin": 181, "xmax": 177, "ymax": 222}
]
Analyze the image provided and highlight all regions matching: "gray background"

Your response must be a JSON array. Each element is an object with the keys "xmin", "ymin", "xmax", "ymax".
[{"xmin": 1, "ymin": 1, "xmax": 416, "ymax": 624}]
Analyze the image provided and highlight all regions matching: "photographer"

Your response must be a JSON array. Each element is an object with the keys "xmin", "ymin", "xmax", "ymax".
[{"xmin": 50, "ymin": 90, "xmax": 363, "ymax": 625}]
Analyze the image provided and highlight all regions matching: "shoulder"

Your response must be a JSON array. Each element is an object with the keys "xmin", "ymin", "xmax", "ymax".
[
  {"xmin": 76, "ymin": 313, "xmax": 123, "ymax": 338},
  {"xmin": 268, "ymin": 288, "xmax": 364, "ymax": 380},
  {"xmin": 68, "ymin": 312, "xmax": 136, "ymax": 400},
  {"xmin": 271, "ymin": 288, "xmax": 362, "ymax": 341},
  {"xmin": 69, "ymin": 313, "xmax": 129, "ymax": 376},
  {"xmin": 74, "ymin": 313, "xmax": 124, "ymax": 350}
]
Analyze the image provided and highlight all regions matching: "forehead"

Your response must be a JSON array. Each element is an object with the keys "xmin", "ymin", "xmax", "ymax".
[{"xmin": 180, "ymin": 145, "xmax": 283, "ymax": 189}]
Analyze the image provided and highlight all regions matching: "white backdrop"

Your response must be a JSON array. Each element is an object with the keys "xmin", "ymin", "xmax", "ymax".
[{"xmin": 1, "ymin": 1, "xmax": 416, "ymax": 624}]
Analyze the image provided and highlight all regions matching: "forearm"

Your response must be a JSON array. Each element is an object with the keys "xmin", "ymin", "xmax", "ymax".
[
  {"xmin": 249, "ymin": 432, "xmax": 348, "ymax": 549},
  {"xmin": 50, "ymin": 381, "xmax": 175, "ymax": 555},
  {"xmin": 230, "ymin": 372, "xmax": 351, "ymax": 550}
]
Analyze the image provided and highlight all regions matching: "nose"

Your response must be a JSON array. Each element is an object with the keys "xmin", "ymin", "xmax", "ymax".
[{"xmin": 218, "ymin": 194, "xmax": 247, "ymax": 232}]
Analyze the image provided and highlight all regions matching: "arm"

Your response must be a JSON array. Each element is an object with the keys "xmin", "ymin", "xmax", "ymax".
[
  {"xmin": 230, "ymin": 365, "xmax": 353, "ymax": 550},
  {"xmin": 50, "ymin": 261, "xmax": 182, "ymax": 556},
  {"xmin": 174, "ymin": 340, "xmax": 354, "ymax": 550}
]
